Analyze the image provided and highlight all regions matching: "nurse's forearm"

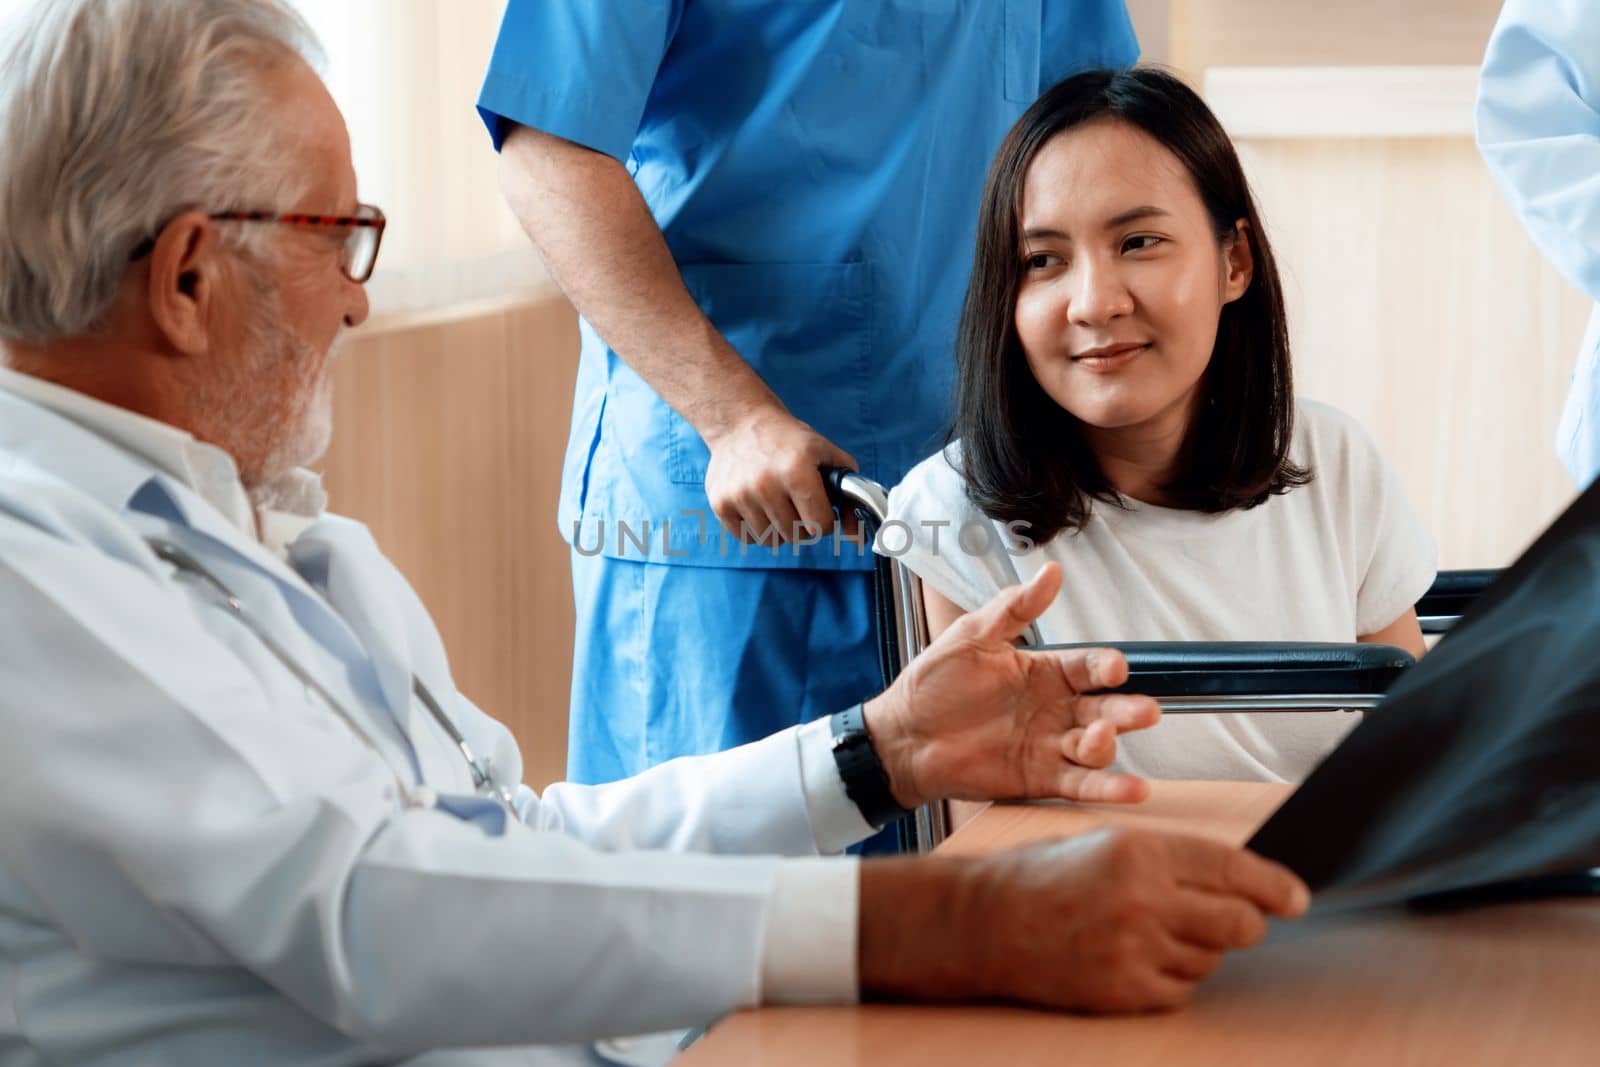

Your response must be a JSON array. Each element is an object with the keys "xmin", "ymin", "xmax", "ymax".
[{"xmin": 498, "ymin": 123, "xmax": 783, "ymax": 444}]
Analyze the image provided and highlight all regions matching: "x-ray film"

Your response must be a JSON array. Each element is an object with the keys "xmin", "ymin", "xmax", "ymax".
[{"xmin": 1248, "ymin": 479, "xmax": 1600, "ymax": 909}]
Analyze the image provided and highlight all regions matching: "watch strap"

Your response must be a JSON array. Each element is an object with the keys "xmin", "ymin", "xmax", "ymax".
[{"xmin": 829, "ymin": 703, "xmax": 912, "ymax": 829}]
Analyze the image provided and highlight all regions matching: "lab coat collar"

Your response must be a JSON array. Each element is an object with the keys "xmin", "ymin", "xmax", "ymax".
[
  {"xmin": 0, "ymin": 366, "xmax": 255, "ymax": 532},
  {"xmin": 0, "ymin": 366, "xmax": 326, "ymax": 555},
  {"xmin": 0, "ymin": 377, "xmax": 180, "ymax": 519},
  {"xmin": 0, "ymin": 378, "xmax": 432, "ymax": 752},
  {"xmin": 0, "ymin": 383, "xmax": 322, "ymax": 610}
]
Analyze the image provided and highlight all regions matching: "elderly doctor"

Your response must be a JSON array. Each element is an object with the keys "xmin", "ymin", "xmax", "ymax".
[
  {"xmin": 0, "ymin": 1, "xmax": 1308, "ymax": 1063},
  {"xmin": 1477, "ymin": 0, "xmax": 1600, "ymax": 487}
]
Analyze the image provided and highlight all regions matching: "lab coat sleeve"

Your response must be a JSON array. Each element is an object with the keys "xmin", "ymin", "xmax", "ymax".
[
  {"xmin": 514, "ymin": 717, "xmax": 877, "ymax": 857},
  {"xmin": 370, "ymin": 523, "xmax": 879, "ymax": 858},
  {"xmin": 1476, "ymin": 0, "xmax": 1600, "ymax": 301},
  {"xmin": 475, "ymin": 0, "xmax": 683, "ymax": 157},
  {"xmin": 0, "ymin": 521, "xmax": 840, "ymax": 1052}
]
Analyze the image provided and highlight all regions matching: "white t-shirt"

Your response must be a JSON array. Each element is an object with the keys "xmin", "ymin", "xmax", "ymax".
[{"xmin": 883, "ymin": 399, "xmax": 1438, "ymax": 783}]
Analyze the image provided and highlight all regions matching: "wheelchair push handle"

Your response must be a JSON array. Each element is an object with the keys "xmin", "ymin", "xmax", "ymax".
[{"xmin": 820, "ymin": 465, "xmax": 890, "ymax": 531}]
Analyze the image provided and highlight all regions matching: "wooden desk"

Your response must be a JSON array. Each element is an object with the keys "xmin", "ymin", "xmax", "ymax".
[{"xmin": 681, "ymin": 781, "xmax": 1600, "ymax": 1066}]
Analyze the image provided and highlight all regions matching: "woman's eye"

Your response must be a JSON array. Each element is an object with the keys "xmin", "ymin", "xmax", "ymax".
[
  {"xmin": 1023, "ymin": 252, "xmax": 1058, "ymax": 270},
  {"xmin": 1122, "ymin": 235, "xmax": 1163, "ymax": 253}
]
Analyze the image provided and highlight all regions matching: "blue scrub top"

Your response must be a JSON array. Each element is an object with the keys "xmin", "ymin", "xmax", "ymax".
[{"xmin": 479, "ymin": 0, "xmax": 1138, "ymax": 568}]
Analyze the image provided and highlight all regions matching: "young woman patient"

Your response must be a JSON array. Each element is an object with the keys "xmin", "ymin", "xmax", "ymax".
[{"xmin": 886, "ymin": 67, "xmax": 1435, "ymax": 783}]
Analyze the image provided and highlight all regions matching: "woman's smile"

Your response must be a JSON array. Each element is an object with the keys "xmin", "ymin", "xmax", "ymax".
[{"xmin": 1070, "ymin": 341, "xmax": 1150, "ymax": 372}]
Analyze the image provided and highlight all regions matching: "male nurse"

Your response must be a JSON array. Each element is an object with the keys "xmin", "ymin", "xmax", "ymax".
[{"xmin": 478, "ymin": 2, "xmax": 1140, "ymax": 790}]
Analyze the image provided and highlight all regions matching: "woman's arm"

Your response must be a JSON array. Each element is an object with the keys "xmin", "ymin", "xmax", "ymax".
[
  {"xmin": 922, "ymin": 584, "xmax": 969, "ymax": 640},
  {"xmin": 1359, "ymin": 607, "xmax": 1426, "ymax": 660},
  {"xmin": 938, "ymin": 580, "xmax": 1428, "ymax": 659},
  {"xmin": 931, "ymin": 556, "xmax": 1428, "ymax": 660}
]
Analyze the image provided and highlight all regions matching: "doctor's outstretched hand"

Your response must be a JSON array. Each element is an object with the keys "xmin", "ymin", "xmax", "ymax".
[
  {"xmin": 862, "ymin": 561, "xmax": 1159, "ymax": 810},
  {"xmin": 854, "ymin": 564, "xmax": 1309, "ymax": 1015}
]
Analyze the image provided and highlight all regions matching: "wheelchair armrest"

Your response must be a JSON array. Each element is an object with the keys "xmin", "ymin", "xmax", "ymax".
[
  {"xmin": 1416, "ymin": 569, "xmax": 1501, "ymax": 634},
  {"xmin": 1036, "ymin": 641, "xmax": 1416, "ymax": 698}
]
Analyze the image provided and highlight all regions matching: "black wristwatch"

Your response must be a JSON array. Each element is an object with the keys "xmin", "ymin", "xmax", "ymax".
[{"xmin": 829, "ymin": 703, "xmax": 912, "ymax": 828}]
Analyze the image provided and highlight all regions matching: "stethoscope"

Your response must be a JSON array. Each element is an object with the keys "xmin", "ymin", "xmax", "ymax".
[{"xmin": 146, "ymin": 537, "xmax": 517, "ymax": 814}]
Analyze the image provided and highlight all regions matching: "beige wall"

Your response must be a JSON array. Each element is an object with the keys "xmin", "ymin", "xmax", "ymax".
[
  {"xmin": 321, "ymin": 0, "xmax": 1585, "ymax": 783},
  {"xmin": 1241, "ymin": 138, "xmax": 1586, "ymax": 567},
  {"xmin": 322, "ymin": 296, "xmax": 579, "ymax": 789},
  {"xmin": 1165, "ymin": 0, "xmax": 1589, "ymax": 565},
  {"xmin": 1129, "ymin": 0, "xmax": 1505, "ymax": 76},
  {"xmin": 1168, "ymin": 0, "xmax": 1505, "ymax": 71}
]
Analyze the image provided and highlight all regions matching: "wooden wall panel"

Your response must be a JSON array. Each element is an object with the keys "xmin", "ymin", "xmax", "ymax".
[
  {"xmin": 1169, "ymin": 0, "xmax": 1506, "ymax": 75},
  {"xmin": 320, "ymin": 295, "xmax": 581, "ymax": 789},
  {"xmin": 1125, "ymin": 0, "xmax": 1172, "ymax": 64},
  {"xmin": 1238, "ymin": 138, "xmax": 1588, "ymax": 568},
  {"xmin": 1162, "ymin": 0, "xmax": 1592, "ymax": 567}
]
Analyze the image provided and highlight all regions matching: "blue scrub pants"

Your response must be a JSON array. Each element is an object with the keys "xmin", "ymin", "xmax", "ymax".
[{"xmin": 568, "ymin": 551, "xmax": 897, "ymax": 851}]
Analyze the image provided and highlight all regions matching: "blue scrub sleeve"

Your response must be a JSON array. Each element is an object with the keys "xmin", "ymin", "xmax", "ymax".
[
  {"xmin": 1041, "ymin": 0, "xmax": 1140, "ymax": 89},
  {"xmin": 476, "ymin": 0, "xmax": 684, "ymax": 158}
]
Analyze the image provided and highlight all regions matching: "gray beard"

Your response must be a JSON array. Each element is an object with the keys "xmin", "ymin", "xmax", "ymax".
[{"xmin": 213, "ymin": 257, "xmax": 336, "ymax": 490}]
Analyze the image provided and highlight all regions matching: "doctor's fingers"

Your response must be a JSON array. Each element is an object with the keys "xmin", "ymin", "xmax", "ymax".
[
  {"xmin": 1060, "ymin": 719, "xmax": 1118, "ymax": 767},
  {"xmin": 1018, "ymin": 696, "xmax": 1153, "ymax": 779},
  {"xmin": 1029, "ymin": 643, "xmax": 1132, "ymax": 698},
  {"xmin": 1158, "ymin": 933, "xmax": 1227, "ymax": 984},
  {"xmin": 1051, "ymin": 763, "xmax": 1151, "ymax": 805},
  {"xmin": 1060, "ymin": 691, "xmax": 1160, "ymax": 734},
  {"xmin": 961, "ymin": 563, "xmax": 1063, "ymax": 646},
  {"xmin": 1164, "ymin": 835, "xmax": 1310, "ymax": 919},
  {"xmin": 1167, "ymin": 886, "xmax": 1271, "ymax": 952}
]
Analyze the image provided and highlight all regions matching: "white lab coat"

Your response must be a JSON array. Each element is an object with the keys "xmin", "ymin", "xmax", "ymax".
[
  {"xmin": 1476, "ymin": 0, "xmax": 1600, "ymax": 486},
  {"xmin": 0, "ymin": 380, "xmax": 867, "ymax": 1065}
]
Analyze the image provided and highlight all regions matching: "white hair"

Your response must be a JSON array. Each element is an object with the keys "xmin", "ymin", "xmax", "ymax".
[{"xmin": 0, "ymin": 0, "xmax": 324, "ymax": 345}]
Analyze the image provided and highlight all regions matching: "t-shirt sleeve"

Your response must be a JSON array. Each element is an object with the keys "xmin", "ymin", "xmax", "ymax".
[
  {"xmin": 1344, "ymin": 418, "xmax": 1439, "ymax": 636},
  {"xmin": 881, "ymin": 450, "xmax": 1020, "ymax": 615},
  {"xmin": 1040, "ymin": 0, "xmax": 1141, "ymax": 90},
  {"xmin": 475, "ymin": 0, "xmax": 683, "ymax": 157}
]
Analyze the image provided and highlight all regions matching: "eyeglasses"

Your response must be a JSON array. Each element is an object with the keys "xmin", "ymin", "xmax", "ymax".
[{"xmin": 129, "ymin": 202, "xmax": 387, "ymax": 284}]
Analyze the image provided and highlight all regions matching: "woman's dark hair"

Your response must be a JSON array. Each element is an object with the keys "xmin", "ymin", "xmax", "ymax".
[{"xmin": 953, "ymin": 66, "xmax": 1309, "ymax": 544}]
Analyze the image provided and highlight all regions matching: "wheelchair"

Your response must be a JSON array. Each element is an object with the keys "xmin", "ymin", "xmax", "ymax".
[{"xmin": 823, "ymin": 469, "xmax": 1497, "ymax": 853}]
